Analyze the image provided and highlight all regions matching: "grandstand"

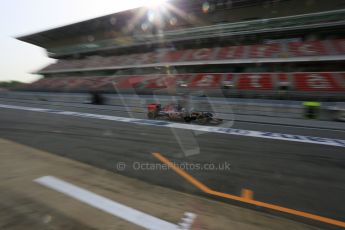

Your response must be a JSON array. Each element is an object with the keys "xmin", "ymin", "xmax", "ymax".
[{"xmin": 17, "ymin": 0, "xmax": 345, "ymax": 101}]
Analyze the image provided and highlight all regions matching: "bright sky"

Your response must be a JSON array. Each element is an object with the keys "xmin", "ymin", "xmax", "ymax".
[{"xmin": 0, "ymin": 0, "xmax": 160, "ymax": 83}]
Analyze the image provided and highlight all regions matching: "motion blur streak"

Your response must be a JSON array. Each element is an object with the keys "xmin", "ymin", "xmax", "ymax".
[{"xmin": 0, "ymin": 103, "xmax": 344, "ymax": 148}]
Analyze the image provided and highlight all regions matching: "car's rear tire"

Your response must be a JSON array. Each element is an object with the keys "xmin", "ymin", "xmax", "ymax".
[
  {"xmin": 184, "ymin": 117, "xmax": 192, "ymax": 123},
  {"xmin": 147, "ymin": 112, "xmax": 156, "ymax": 119}
]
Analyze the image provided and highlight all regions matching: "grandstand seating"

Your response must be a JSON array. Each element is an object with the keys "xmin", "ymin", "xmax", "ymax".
[
  {"xmin": 38, "ymin": 39, "xmax": 345, "ymax": 74},
  {"xmin": 24, "ymin": 72, "xmax": 344, "ymax": 97},
  {"xmin": 293, "ymin": 73, "xmax": 344, "ymax": 91},
  {"xmin": 16, "ymin": 4, "xmax": 345, "ymax": 102}
]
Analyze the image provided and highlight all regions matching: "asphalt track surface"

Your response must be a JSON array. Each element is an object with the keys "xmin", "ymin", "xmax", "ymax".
[{"xmin": 0, "ymin": 99, "xmax": 345, "ymax": 229}]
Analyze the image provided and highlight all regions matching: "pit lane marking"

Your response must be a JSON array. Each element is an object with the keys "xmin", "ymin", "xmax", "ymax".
[
  {"xmin": 241, "ymin": 189, "xmax": 254, "ymax": 200},
  {"xmin": 152, "ymin": 152, "xmax": 345, "ymax": 228},
  {"xmin": 0, "ymin": 103, "xmax": 344, "ymax": 148},
  {"xmin": 34, "ymin": 176, "xmax": 195, "ymax": 230}
]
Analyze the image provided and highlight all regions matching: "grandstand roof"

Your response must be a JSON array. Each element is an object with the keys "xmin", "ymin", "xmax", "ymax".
[
  {"xmin": 16, "ymin": 7, "xmax": 142, "ymax": 47},
  {"xmin": 15, "ymin": 0, "xmax": 277, "ymax": 48},
  {"xmin": 17, "ymin": 0, "xmax": 343, "ymax": 51}
]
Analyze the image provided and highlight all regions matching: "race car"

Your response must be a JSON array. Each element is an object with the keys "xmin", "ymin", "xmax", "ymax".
[{"xmin": 147, "ymin": 103, "xmax": 222, "ymax": 125}]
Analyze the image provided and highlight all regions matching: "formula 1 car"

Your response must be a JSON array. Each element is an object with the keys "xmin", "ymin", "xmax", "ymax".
[{"xmin": 147, "ymin": 103, "xmax": 222, "ymax": 125}]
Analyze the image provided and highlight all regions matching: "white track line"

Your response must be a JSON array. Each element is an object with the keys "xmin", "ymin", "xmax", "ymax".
[
  {"xmin": 34, "ymin": 176, "xmax": 180, "ymax": 230},
  {"xmin": 1, "ymin": 103, "xmax": 344, "ymax": 148}
]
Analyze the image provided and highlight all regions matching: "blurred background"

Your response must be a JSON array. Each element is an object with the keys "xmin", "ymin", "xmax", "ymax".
[{"xmin": 0, "ymin": 1, "xmax": 345, "ymax": 230}]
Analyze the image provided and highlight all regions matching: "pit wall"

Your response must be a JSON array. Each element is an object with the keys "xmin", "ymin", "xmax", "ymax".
[{"xmin": 0, "ymin": 91, "xmax": 344, "ymax": 122}]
